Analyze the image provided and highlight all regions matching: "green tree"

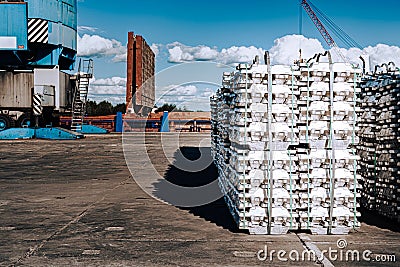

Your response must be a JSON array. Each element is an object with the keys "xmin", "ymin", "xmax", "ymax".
[
  {"xmin": 95, "ymin": 101, "xmax": 113, "ymax": 116},
  {"xmin": 156, "ymin": 103, "xmax": 177, "ymax": 112},
  {"xmin": 85, "ymin": 100, "xmax": 97, "ymax": 116},
  {"xmin": 85, "ymin": 100, "xmax": 125, "ymax": 116},
  {"xmin": 155, "ymin": 103, "xmax": 193, "ymax": 112},
  {"xmin": 113, "ymin": 103, "xmax": 126, "ymax": 114}
]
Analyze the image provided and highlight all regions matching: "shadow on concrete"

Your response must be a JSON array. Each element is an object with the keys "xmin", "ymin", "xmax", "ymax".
[
  {"xmin": 153, "ymin": 146, "xmax": 241, "ymax": 233},
  {"xmin": 359, "ymin": 207, "xmax": 400, "ymax": 232}
]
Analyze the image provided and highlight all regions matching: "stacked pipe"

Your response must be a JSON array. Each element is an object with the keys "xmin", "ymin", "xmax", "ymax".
[
  {"xmin": 358, "ymin": 63, "xmax": 400, "ymax": 222},
  {"xmin": 211, "ymin": 52, "xmax": 361, "ymax": 235}
]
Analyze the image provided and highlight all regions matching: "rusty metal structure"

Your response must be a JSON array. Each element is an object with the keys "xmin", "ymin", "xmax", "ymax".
[{"xmin": 126, "ymin": 32, "xmax": 155, "ymax": 116}]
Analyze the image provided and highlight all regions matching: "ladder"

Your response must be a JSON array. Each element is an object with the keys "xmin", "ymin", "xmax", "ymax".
[{"xmin": 71, "ymin": 59, "xmax": 94, "ymax": 132}]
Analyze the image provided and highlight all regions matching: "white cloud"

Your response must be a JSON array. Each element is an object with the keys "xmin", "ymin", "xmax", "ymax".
[
  {"xmin": 88, "ymin": 76, "xmax": 126, "ymax": 105},
  {"xmin": 156, "ymin": 84, "xmax": 216, "ymax": 111},
  {"xmin": 160, "ymin": 84, "xmax": 198, "ymax": 96},
  {"xmin": 322, "ymin": 44, "xmax": 400, "ymax": 69},
  {"xmin": 270, "ymin": 35, "xmax": 400, "ymax": 69},
  {"xmin": 81, "ymin": 34, "xmax": 400, "ymax": 108},
  {"xmin": 167, "ymin": 42, "xmax": 263, "ymax": 65},
  {"xmin": 165, "ymin": 35, "xmax": 400, "ymax": 70},
  {"xmin": 195, "ymin": 46, "xmax": 219, "ymax": 61},
  {"xmin": 158, "ymin": 36, "xmax": 400, "ymax": 110},
  {"xmin": 77, "ymin": 26, "xmax": 98, "ymax": 34},
  {"xmin": 165, "ymin": 37, "xmax": 302, "ymax": 65},
  {"xmin": 87, "ymin": 95, "xmax": 125, "ymax": 106},
  {"xmin": 200, "ymin": 88, "xmax": 215, "ymax": 98},
  {"xmin": 165, "ymin": 35, "xmax": 324, "ymax": 66},
  {"xmin": 363, "ymin": 44, "xmax": 400, "ymax": 68},
  {"xmin": 77, "ymin": 34, "xmax": 126, "ymax": 62},
  {"xmin": 218, "ymin": 46, "xmax": 264, "ymax": 65},
  {"xmin": 112, "ymin": 53, "xmax": 127, "ymax": 63},
  {"xmin": 167, "ymin": 42, "xmax": 218, "ymax": 63},
  {"xmin": 91, "ymin": 76, "xmax": 126, "ymax": 88},
  {"xmin": 106, "ymin": 43, "xmax": 161, "ymax": 63},
  {"xmin": 168, "ymin": 46, "xmax": 193, "ymax": 62},
  {"xmin": 78, "ymin": 35, "xmax": 160, "ymax": 63},
  {"xmin": 151, "ymin": 43, "xmax": 162, "ymax": 57},
  {"xmin": 269, "ymin": 35, "xmax": 325, "ymax": 65}
]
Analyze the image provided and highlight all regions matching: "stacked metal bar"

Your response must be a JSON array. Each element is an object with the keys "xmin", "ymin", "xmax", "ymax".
[
  {"xmin": 211, "ymin": 52, "xmax": 361, "ymax": 235},
  {"xmin": 358, "ymin": 63, "xmax": 400, "ymax": 222},
  {"xmin": 296, "ymin": 59, "xmax": 362, "ymax": 235}
]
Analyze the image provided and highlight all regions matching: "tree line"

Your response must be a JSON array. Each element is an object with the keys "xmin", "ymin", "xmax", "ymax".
[
  {"xmin": 85, "ymin": 101, "xmax": 126, "ymax": 116},
  {"xmin": 85, "ymin": 101, "xmax": 202, "ymax": 116}
]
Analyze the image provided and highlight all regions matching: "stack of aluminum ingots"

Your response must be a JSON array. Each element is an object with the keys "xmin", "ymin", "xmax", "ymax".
[
  {"xmin": 211, "ymin": 52, "xmax": 362, "ymax": 235},
  {"xmin": 358, "ymin": 62, "xmax": 400, "ymax": 222}
]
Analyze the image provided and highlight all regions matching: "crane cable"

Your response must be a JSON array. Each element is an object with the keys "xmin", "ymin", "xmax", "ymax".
[
  {"xmin": 299, "ymin": 0, "xmax": 303, "ymax": 61},
  {"xmin": 300, "ymin": 0, "xmax": 366, "ymax": 63},
  {"xmin": 308, "ymin": 1, "xmax": 363, "ymax": 50}
]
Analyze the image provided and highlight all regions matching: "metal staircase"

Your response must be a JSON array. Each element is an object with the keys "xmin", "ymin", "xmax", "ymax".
[{"xmin": 71, "ymin": 59, "xmax": 93, "ymax": 132}]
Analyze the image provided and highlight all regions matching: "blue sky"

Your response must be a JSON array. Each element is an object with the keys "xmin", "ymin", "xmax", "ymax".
[{"xmin": 77, "ymin": 0, "xmax": 400, "ymax": 109}]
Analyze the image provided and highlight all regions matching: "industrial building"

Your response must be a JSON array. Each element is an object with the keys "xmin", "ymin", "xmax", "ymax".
[
  {"xmin": 126, "ymin": 32, "xmax": 155, "ymax": 117},
  {"xmin": 0, "ymin": 0, "xmax": 93, "ymax": 137}
]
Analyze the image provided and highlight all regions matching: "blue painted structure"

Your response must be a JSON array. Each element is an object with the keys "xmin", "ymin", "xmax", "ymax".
[
  {"xmin": 160, "ymin": 111, "xmax": 169, "ymax": 132},
  {"xmin": 115, "ymin": 112, "xmax": 123, "ymax": 133},
  {"xmin": 0, "ymin": 0, "xmax": 77, "ymax": 70},
  {"xmin": 0, "ymin": 127, "xmax": 83, "ymax": 140},
  {"xmin": 78, "ymin": 124, "xmax": 109, "ymax": 134},
  {"xmin": 35, "ymin": 127, "xmax": 83, "ymax": 139},
  {"xmin": 0, "ymin": 128, "xmax": 35, "ymax": 140}
]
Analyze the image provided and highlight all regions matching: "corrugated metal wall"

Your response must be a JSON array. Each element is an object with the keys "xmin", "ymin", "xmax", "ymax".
[
  {"xmin": 0, "ymin": 70, "xmax": 72, "ymax": 110},
  {"xmin": 0, "ymin": 72, "xmax": 34, "ymax": 108},
  {"xmin": 27, "ymin": 0, "xmax": 77, "ymax": 51}
]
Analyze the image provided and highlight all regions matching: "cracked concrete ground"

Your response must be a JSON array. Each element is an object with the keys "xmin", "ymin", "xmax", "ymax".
[{"xmin": 0, "ymin": 133, "xmax": 398, "ymax": 266}]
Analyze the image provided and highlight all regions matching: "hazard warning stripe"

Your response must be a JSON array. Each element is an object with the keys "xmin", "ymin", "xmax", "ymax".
[
  {"xmin": 33, "ymin": 94, "xmax": 42, "ymax": 115},
  {"xmin": 28, "ymin": 18, "xmax": 48, "ymax": 43}
]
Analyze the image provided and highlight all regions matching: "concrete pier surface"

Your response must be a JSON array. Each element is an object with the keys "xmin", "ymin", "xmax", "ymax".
[{"xmin": 0, "ymin": 133, "xmax": 398, "ymax": 266}]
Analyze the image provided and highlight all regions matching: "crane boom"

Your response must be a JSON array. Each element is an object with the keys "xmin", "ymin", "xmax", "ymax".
[
  {"xmin": 301, "ymin": 0, "xmax": 336, "ymax": 48},
  {"xmin": 300, "ymin": 0, "xmax": 351, "ymax": 63},
  {"xmin": 300, "ymin": 1, "xmax": 370, "ymax": 72}
]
